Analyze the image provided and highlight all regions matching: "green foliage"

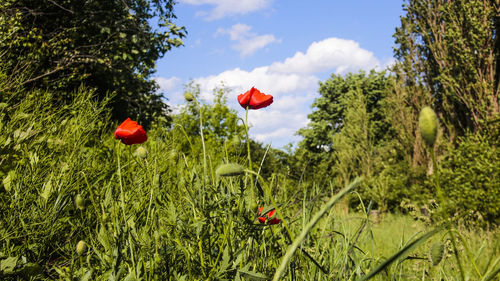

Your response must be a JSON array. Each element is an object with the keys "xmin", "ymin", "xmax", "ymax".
[
  {"xmin": 429, "ymin": 133, "xmax": 500, "ymax": 227},
  {"xmin": 174, "ymin": 83, "xmax": 245, "ymax": 150},
  {"xmin": 0, "ymin": 68, "xmax": 498, "ymax": 280},
  {"xmin": 0, "ymin": 0, "xmax": 186, "ymax": 126},
  {"xmin": 297, "ymin": 70, "xmax": 405, "ymax": 209},
  {"xmin": 298, "ymin": 70, "xmax": 392, "ymax": 155},
  {"xmin": 394, "ymin": 0, "xmax": 499, "ymax": 135}
]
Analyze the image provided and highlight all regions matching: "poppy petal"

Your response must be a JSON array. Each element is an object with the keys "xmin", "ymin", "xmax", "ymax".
[
  {"xmin": 267, "ymin": 209, "xmax": 276, "ymax": 218},
  {"xmin": 237, "ymin": 88, "xmax": 253, "ymax": 108},
  {"xmin": 237, "ymin": 87, "xmax": 273, "ymax": 110},
  {"xmin": 258, "ymin": 206, "xmax": 264, "ymax": 216},
  {"xmin": 114, "ymin": 118, "xmax": 147, "ymax": 145},
  {"xmin": 258, "ymin": 217, "xmax": 266, "ymax": 224},
  {"xmin": 248, "ymin": 88, "xmax": 273, "ymax": 109},
  {"xmin": 268, "ymin": 218, "xmax": 281, "ymax": 225}
]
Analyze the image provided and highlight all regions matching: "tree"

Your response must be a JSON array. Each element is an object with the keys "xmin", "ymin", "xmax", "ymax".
[
  {"xmin": 0, "ymin": 0, "xmax": 186, "ymax": 126},
  {"xmin": 174, "ymin": 83, "xmax": 245, "ymax": 148},
  {"xmin": 296, "ymin": 70, "xmax": 394, "ymax": 184},
  {"xmin": 393, "ymin": 0, "xmax": 499, "ymax": 137}
]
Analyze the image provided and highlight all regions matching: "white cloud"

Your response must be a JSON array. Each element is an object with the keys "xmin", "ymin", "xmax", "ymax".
[
  {"xmin": 193, "ymin": 66, "xmax": 317, "ymax": 101},
  {"xmin": 269, "ymin": 37, "xmax": 380, "ymax": 75},
  {"xmin": 154, "ymin": 76, "xmax": 181, "ymax": 92},
  {"xmin": 216, "ymin": 24, "xmax": 281, "ymax": 57},
  {"xmin": 159, "ymin": 37, "xmax": 385, "ymax": 147},
  {"xmin": 180, "ymin": 0, "xmax": 273, "ymax": 20},
  {"xmin": 189, "ymin": 66, "xmax": 318, "ymax": 147}
]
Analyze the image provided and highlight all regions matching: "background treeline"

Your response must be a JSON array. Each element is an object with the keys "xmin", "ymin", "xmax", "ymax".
[
  {"xmin": 0, "ymin": 0, "xmax": 185, "ymax": 126},
  {"xmin": 0, "ymin": 0, "xmax": 499, "ymax": 279},
  {"xmin": 1, "ymin": 0, "xmax": 499, "ymax": 227},
  {"xmin": 296, "ymin": 0, "xmax": 499, "ymax": 225}
]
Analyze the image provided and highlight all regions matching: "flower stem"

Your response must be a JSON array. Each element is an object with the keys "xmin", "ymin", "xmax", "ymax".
[
  {"xmin": 244, "ymin": 107, "xmax": 255, "ymax": 205},
  {"xmin": 430, "ymin": 148, "xmax": 464, "ymax": 281},
  {"xmin": 195, "ymin": 99, "xmax": 208, "ymax": 185}
]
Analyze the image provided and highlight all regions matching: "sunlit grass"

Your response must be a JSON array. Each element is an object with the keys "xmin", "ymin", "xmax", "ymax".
[{"xmin": 0, "ymin": 88, "xmax": 498, "ymax": 280}]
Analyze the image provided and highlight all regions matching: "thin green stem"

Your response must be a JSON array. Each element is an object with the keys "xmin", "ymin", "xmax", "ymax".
[
  {"xmin": 196, "ymin": 99, "xmax": 208, "ymax": 185},
  {"xmin": 431, "ymin": 148, "xmax": 465, "ymax": 281},
  {"xmin": 116, "ymin": 143, "xmax": 127, "ymax": 224},
  {"xmin": 246, "ymin": 170, "xmax": 294, "ymax": 242},
  {"xmin": 145, "ymin": 159, "xmax": 155, "ymax": 227},
  {"xmin": 244, "ymin": 107, "xmax": 255, "ymax": 205}
]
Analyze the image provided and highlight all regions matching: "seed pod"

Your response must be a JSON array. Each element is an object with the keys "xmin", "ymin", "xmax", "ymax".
[
  {"xmin": 216, "ymin": 163, "xmax": 244, "ymax": 177},
  {"xmin": 184, "ymin": 93, "xmax": 194, "ymax": 102},
  {"xmin": 419, "ymin": 106, "xmax": 438, "ymax": 146},
  {"xmin": 429, "ymin": 242, "xmax": 444, "ymax": 266},
  {"xmin": 135, "ymin": 146, "xmax": 148, "ymax": 159},
  {"xmin": 75, "ymin": 194, "xmax": 85, "ymax": 210},
  {"xmin": 76, "ymin": 240, "xmax": 87, "ymax": 255}
]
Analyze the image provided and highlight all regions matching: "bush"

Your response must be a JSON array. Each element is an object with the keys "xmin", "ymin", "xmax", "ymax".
[{"xmin": 431, "ymin": 133, "xmax": 499, "ymax": 227}]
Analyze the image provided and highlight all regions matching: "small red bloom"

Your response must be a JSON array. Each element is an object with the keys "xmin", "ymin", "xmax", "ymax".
[
  {"xmin": 268, "ymin": 218, "xmax": 282, "ymax": 225},
  {"xmin": 238, "ymin": 87, "xmax": 273, "ymax": 110},
  {"xmin": 257, "ymin": 207, "xmax": 281, "ymax": 225},
  {"xmin": 114, "ymin": 118, "xmax": 147, "ymax": 145}
]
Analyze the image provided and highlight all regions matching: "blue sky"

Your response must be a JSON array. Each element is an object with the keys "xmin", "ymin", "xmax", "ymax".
[{"xmin": 154, "ymin": 0, "xmax": 405, "ymax": 149}]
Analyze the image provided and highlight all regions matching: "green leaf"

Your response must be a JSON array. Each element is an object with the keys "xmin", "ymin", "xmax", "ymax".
[
  {"xmin": 40, "ymin": 178, "xmax": 53, "ymax": 202},
  {"xmin": 0, "ymin": 256, "xmax": 19, "ymax": 274},
  {"xmin": 2, "ymin": 170, "xmax": 15, "ymax": 192},
  {"xmin": 238, "ymin": 267, "xmax": 268, "ymax": 281}
]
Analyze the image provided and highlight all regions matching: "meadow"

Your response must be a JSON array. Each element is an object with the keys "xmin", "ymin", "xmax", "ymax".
[{"xmin": 0, "ymin": 86, "xmax": 498, "ymax": 281}]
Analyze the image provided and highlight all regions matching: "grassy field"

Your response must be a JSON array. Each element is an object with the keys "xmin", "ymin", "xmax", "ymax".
[{"xmin": 0, "ymin": 90, "xmax": 499, "ymax": 280}]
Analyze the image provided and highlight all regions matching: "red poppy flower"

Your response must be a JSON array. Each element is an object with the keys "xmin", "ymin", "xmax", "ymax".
[
  {"xmin": 257, "ymin": 207, "xmax": 281, "ymax": 225},
  {"xmin": 114, "ymin": 118, "xmax": 147, "ymax": 145},
  {"xmin": 267, "ymin": 218, "xmax": 282, "ymax": 225},
  {"xmin": 238, "ymin": 87, "xmax": 273, "ymax": 110}
]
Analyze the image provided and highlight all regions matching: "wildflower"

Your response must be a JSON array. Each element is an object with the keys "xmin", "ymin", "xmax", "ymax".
[
  {"xmin": 114, "ymin": 118, "xmax": 147, "ymax": 145},
  {"xmin": 257, "ymin": 207, "xmax": 282, "ymax": 225},
  {"xmin": 238, "ymin": 87, "xmax": 273, "ymax": 110}
]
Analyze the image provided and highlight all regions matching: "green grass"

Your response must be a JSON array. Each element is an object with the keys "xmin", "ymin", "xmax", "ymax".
[{"xmin": 0, "ymin": 89, "xmax": 499, "ymax": 280}]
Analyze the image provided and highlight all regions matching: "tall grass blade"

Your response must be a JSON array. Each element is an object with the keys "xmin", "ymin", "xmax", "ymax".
[
  {"xmin": 357, "ymin": 226, "xmax": 442, "ymax": 281},
  {"xmin": 271, "ymin": 177, "xmax": 362, "ymax": 281},
  {"xmin": 483, "ymin": 264, "xmax": 500, "ymax": 281}
]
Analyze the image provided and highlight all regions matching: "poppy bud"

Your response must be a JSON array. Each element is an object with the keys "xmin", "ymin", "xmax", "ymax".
[
  {"xmin": 154, "ymin": 253, "xmax": 163, "ymax": 265},
  {"xmin": 429, "ymin": 242, "xmax": 444, "ymax": 265},
  {"xmin": 184, "ymin": 93, "xmax": 194, "ymax": 102},
  {"xmin": 419, "ymin": 106, "xmax": 438, "ymax": 146},
  {"xmin": 75, "ymin": 194, "xmax": 85, "ymax": 210},
  {"xmin": 216, "ymin": 163, "xmax": 244, "ymax": 177},
  {"xmin": 76, "ymin": 240, "xmax": 87, "ymax": 255},
  {"xmin": 230, "ymin": 135, "xmax": 241, "ymax": 147},
  {"xmin": 135, "ymin": 146, "xmax": 148, "ymax": 159}
]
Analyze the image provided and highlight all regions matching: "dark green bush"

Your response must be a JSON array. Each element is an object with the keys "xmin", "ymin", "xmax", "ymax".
[{"xmin": 431, "ymin": 133, "xmax": 499, "ymax": 227}]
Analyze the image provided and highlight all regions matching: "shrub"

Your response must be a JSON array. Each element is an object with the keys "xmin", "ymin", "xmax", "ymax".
[{"xmin": 431, "ymin": 133, "xmax": 499, "ymax": 227}]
